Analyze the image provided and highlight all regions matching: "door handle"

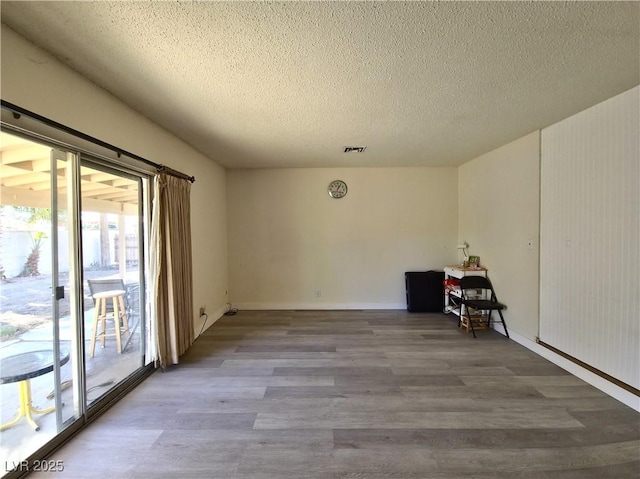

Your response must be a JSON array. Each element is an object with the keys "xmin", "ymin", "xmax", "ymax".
[{"xmin": 56, "ymin": 286, "xmax": 65, "ymax": 300}]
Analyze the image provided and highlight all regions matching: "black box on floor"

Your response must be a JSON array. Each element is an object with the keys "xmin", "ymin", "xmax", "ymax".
[{"xmin": 405, "ymin": 271, "xmax": 445, "ymax": 312}]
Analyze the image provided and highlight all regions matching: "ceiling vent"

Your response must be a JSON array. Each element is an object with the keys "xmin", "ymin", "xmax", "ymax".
[{"xmin": 343, "ymin": 146, "xmax": 367, "ymax": 153}]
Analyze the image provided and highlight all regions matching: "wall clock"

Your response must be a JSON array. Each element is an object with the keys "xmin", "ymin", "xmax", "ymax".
[{"xmin": 327, "ymin": 180, "xmax": 348, "ymax": 199}]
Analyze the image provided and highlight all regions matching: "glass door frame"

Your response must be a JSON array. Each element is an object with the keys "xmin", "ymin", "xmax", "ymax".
[{"xmin": 50, "ymin": 147, "xmax": 85, "ymax": 430}]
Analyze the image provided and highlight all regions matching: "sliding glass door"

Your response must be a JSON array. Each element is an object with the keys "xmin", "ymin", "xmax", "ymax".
[
  {"xmin": 79, "ymin": 160, "xmax": 147, "ymax": 408},
  {"xmin": 0, "ymin": 131, "xmax": 150, "ymax": 477}
]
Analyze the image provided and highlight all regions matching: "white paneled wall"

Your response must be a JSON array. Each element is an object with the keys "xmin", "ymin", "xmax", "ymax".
[{"xmin": 540, "ymin": 86, "xmax": 639, "ymax": 390}]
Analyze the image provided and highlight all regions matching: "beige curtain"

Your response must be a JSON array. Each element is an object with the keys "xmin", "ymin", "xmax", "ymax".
[{"xmin": 148, "ymin": 173, "xmax": 194, "ymax": 368}]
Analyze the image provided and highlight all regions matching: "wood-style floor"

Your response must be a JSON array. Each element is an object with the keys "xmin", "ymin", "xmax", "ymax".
[{"xmin": 29, "ymin": 310, "xmax": 640, "ymax": 478}]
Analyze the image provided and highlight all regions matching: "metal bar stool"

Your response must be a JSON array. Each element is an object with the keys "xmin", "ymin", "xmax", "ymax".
[{"xmin": 89, "ymin": 289, "xmax": 130, "ymax": 358}]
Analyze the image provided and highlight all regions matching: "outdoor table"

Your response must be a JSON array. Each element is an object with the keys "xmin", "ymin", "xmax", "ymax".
[{"xmin": 1, "ymin": 349, "xmax": 70, "ymax": 431}]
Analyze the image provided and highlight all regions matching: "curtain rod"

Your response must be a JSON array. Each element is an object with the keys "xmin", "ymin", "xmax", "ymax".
[{"xmin": 1, "ymin": 100, "xmax": 195, "ymax": 183}]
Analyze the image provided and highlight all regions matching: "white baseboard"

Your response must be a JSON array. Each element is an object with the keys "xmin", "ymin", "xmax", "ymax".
[
  {"xmin": 506, "ymin": 329, "xmax": 639, "ymax": 412},
  {"xmin": 235, "ymin": 302, "xmax": 407, "ymax": 311}
]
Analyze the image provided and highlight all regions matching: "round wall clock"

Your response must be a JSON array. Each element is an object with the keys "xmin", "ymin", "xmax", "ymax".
[{"xmin": 327, "ymin": 180, "xmax": 348, "ymax": 199}]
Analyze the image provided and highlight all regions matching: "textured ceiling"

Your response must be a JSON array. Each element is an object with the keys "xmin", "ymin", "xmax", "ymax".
[{"xmin": 1, "ymin": 1, "xmax": 638, "ymax": 169}]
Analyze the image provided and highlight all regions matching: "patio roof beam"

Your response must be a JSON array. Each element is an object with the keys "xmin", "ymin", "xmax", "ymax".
[
  {"xmin": 1, "ymin": 185, "xmax": 138, "ymax": 215},
  {"xmin": 92, "ymin": 191, "xmax": 138, "ymax": 201},
  {"xmin": 0, "ymin": 144, "xmax": 50, "ymax": 164},
  {"xmin": 82, "ymin": 197, "xmax": 138, "ymax": 215},
  {"xmin": 0, "ymin": 185, "xmax": 51, "ymax": 209},
  {"xmin": 2, "ymin": 171, "xmax": 53, "ymax": 187}
]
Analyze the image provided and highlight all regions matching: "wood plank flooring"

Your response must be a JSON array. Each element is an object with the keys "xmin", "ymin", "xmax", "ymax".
[{"xmin": 28, "ymin": 310, "xmax": 640, "ymax": 478}]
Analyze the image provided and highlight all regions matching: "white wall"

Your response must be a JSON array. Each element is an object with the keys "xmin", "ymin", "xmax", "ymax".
[
  {"xmin": 0, "ymin": 230, "xmax": 69, "ymax": 277},
  {"xmin": 227, "ymin": 167, "xmax": 458, "ymax": 309},
  {"xmin": 458, "ymin": 131, "xmax": 541, "ymax": 339},
  {"xmin": 540, "ymin": 86, "xmax": 639, "ymax": 391},
  {"xmin": 0, "ymin": 228, "xmax": 109, "ymax": 277},
  {"xmin": 1, "ymin": 25, "xmax": 229, "ymax": 330},
  {"xmin": 458, "ymin": 99, "xmax": 639, "ymax": 410}
]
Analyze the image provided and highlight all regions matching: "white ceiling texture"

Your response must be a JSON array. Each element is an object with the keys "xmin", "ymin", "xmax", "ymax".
[{"xmin": 1, "ymin": 1, "xmax": 638, "ymax": 169}]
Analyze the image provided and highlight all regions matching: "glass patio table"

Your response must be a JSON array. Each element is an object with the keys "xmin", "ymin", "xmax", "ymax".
[{"xmin": 1, "ymin": 349, "xmax": 70, "ymax": 431}]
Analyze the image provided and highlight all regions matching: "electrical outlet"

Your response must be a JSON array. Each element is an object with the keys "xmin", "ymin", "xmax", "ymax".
[
  {"xmin": 315, "ymin": 290, "xmax": 321, "ymax": 298},
  {"xmin": 199, "ymin": 306, "xmax": 206, "ymax": 316}
]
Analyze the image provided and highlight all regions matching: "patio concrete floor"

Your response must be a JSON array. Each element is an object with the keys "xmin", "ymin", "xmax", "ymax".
[{"xmin": 0, "ymin": 310, "xmax": 142, "ymax": 468}]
